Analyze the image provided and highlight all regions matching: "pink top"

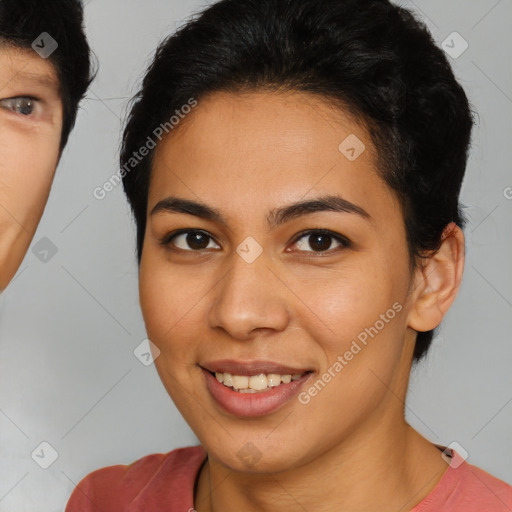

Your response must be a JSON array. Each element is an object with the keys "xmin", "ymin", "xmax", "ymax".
[{"xmin": 65, "ymin": 446, "xmax": 512, "ymax": 511}]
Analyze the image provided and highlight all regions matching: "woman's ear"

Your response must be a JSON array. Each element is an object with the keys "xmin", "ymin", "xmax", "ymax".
[{"xmin": 407, "ymin": 222, "xmax": 465, "ymax": 332}]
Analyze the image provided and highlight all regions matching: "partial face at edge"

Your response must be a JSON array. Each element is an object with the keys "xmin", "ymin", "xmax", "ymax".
[
  {"xmin": 0, "ymin": 45, "xmax": 63, "ymax": 290},
  {"xmin": 139, "ymin": 90, "xmax": 419, "ymax": 473}
]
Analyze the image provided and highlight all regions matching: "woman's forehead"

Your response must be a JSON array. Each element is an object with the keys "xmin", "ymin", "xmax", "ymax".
[
  {"xmin": 152, "ymin": 90, "xmax": 375, "ymax": 176},
  {"xmin": 147, "ymin": 90, "xmax": 403, "ymax": 233}
]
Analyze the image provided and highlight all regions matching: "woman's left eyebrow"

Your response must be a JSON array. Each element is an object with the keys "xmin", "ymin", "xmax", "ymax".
[{"xmin": 151, "ymin": 194, "xmax": 372, "ymax": 228}]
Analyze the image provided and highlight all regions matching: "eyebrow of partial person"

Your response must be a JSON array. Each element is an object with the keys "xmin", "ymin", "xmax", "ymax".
[
  {"xmin": 12, "ymin": 70, "xmax": 59, "ymax": 91},
  {"xmin": 150, "ymin": 195, "xmax": 371, "ymax": 228}
]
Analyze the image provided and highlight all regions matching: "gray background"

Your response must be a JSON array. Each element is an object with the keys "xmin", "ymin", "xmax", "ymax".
[{"xmin": 0, "ymin": 0, "xmax": 511, "ymax": 510}]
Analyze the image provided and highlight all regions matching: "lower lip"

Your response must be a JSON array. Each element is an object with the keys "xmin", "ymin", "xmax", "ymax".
[{"xmin": 201, "ymin": 368, "xmax": 313, "ymax": 417}]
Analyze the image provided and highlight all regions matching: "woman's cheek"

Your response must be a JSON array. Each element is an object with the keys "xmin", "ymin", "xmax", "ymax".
[
  {"xmin": 139, "ymin": 264, "xmax": 165, "ymax": 342},
  {"xmin": 318, "ymin": 278, "xmax": 403, "ymax": 373},
  {"xmin": 311, "ymin": 273, "xmax": 376, "ymax": 333},
  {"xmin": 139, "ymin": 259, "xmax": 197, "ymax": 352}
]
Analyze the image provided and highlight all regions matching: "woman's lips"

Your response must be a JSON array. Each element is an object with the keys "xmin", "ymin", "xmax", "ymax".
[{"xmin": 201, "ymin": 367, "xmax": 313, "ymax": 417}]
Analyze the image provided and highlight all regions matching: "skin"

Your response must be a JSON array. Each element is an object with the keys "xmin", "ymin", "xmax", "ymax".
[
  {"xmin": 0, "ymin": 44, "xmax": 63, "ymax": 291},
  {"xmin": 139, "ymin": 90, "xmax": 465, "ymax": 512}
]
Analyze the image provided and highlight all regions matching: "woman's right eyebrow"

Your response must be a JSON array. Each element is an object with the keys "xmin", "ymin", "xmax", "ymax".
[{"xmin": 150, "ymin": 195, "xmax": 372, "ymax": 228}]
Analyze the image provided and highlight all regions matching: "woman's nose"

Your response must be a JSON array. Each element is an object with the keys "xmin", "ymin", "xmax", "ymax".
[{"xmin": 207, "ymin": 246, "xmax": 291, "ymax": 340}]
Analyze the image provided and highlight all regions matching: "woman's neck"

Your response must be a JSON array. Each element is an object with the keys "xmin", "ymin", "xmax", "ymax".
[{"xmin": 194, "ymin": 421, "xmax": 449, "ymax": 512}]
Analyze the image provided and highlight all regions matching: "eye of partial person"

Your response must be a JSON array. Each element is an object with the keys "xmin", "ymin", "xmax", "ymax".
[{"xmin": 1, "ymin": 97, "xmax": 37, "ymax": 116}]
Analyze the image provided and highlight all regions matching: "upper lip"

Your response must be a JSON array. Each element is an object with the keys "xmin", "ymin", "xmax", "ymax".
[{"xmin": 201, "ymin": 359, "xmax": 312, "ymax": 376}]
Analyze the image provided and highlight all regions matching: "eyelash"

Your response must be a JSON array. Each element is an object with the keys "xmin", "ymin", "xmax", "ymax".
[
  {"xmin": 0, "ymin": 96, "xmax": 40, "ymax": 117},
  {"xmin": 160, "ymin": 228, "xmax": 352, "ymax": 255}
]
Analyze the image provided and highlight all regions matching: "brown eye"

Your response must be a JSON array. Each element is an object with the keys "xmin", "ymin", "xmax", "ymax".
[
  {"xmin": 292, "ymin": 230, "xmax": 351, "ymax": 253},
  {"xmin": 163, "ymin": 230, "xmax": 220, "ymax": 252}
]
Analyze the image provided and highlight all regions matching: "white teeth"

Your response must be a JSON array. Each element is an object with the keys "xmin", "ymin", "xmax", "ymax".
[
  {"xmin": 232, "ymin": 375, "xmax": 249, "ymax": 390},
  {"xmin": 213, "ymin": 371, "xmax": 304, "ymax": 392},
  {"xmin": 267, "ymin": 374, "xmax": 281, "ymax": 387},
  {"xmin": 248, "ymin": 374, "xmax": 268, "ymax": 390}
]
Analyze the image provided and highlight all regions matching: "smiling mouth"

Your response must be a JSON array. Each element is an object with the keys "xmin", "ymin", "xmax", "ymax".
[
  {"xmin": 207, "ymin": 370, "xmax": 312, "ymax": 393},
  {"xmin": 201, "ymin": 363, "xmax": 315, "ymax": 417}
]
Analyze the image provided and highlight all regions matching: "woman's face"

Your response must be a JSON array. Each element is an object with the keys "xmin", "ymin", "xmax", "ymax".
[
  {"xmin": 140, "ymin": 90, "xmax": 420, "ymax": 472},
  {"xmin": 0, "ymin": 45, "xmax": 63, "ymax": 290}
]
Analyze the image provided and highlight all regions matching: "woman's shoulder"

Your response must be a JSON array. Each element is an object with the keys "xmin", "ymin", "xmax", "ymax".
[
  {"xmin": 65, "ymin": 445, "xmax": 206, "ymax": 511},
  {"xmin": 458, "ymin": 460, "xmax": 512, "ymax": 509},
  {"xmin": 414, "ymin": 450, "xmax": 512, "ymax": 512}
]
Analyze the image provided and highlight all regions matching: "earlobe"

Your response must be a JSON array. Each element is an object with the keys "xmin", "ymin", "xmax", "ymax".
[{"xmin": 408, "ymin": 222, "xmax": 465, "ymax": 333}]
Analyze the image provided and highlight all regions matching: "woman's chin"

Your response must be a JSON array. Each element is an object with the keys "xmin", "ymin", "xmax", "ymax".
[{"xmin": 203, "ymin": 438, "xmax": 310, "ymax": 475}]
